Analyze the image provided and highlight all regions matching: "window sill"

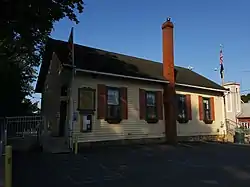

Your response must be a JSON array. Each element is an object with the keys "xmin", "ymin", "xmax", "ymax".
[
  {"xmin": 80, "ymin": 130, "xmax": 91, "ymax": 133},
  {"xmin": 146, "ymin": 118, "xmax": 159, "ymax": 124},
  {"xmin": 177, "ymin": 118, "xmax": 189, "ymax": 124},
  {"xmin": 203, "ymin": 119, "xmax": 213, "ymax": 124},
  {"xmin": 77, "ymin": 109, "xmax": 95, "ymax": 114},
  {"xmin": 105, "ymin": 118, "xmax": 122, "ymax": 124}
]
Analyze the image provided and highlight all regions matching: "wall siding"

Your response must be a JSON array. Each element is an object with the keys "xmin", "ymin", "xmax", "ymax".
[
  {"xmin": 176, "ymin": 89, "xmax": 226, "ymax": 137},
  {"xmin": 42, "ymin": 53, "xmax": 62, "ymax": 135},
  {"xmin": 71, "ymin": 75, "xmax": 226, "ymax": 143},
  {"xmin": 72, "ymin": 75, "xmax": 165, "ymax": 142},
  {"xmin": 223, "ymin": 84, "xmax": 241, "ymax": 123}
]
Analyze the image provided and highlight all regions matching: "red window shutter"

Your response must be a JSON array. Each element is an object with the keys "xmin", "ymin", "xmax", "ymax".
[
  {"xmin": 139, "ymin": 89, "xmax": 146, "ymax": 119},
  {"xmin": 210, "ymin": 97, "xmax": 215, "ymax": 121},
  {"xmin": 97, "ymin": 84, "xmax": 106, "ymax": 119},
  {"xmin": 198, "ymin": 96, "xmax": 203, "ymax": 120},
  {"xmin": 185, "ymin": 94, "xmax": 192, "ymax": 120},
  {"xmin": 156, "ymin": 91, "xmax": 163, "ymax": 120},
  {"xmin": 120, "ymin": 87, "xmax": 128, "ymax": 119}
]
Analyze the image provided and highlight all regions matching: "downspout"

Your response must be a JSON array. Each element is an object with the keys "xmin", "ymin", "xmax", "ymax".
[{"xmin": 223, "ymin": 93, "xmax": 227, "ymax": 137}]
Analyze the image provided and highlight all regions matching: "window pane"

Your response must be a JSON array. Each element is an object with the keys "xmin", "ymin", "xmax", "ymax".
[
  {"xmin": 205, "ymin": 110, "xmax": 210, "ymax": 119},
  {"xmin": 107, "ymin": 105, "xmax": 120, "ymax": 118},
  {"xmin": 178, "ymin": 109, "xmax": 186, "ymax": 119},
  {"xmin": 203, "ymin": 99, "xmax": 209, "ymax": 110},
  {"xmin": 146, "ymin": 92, "xmax": 156, "ymax": 106},
  {"xmin": 107, "ymin": 89, "xmax": 119, "ymax": 105},
  {"xmin": 203, "ymin": 98, "xmax": 211, "ymax": 120},
  {"xmin": 177, "ymin": 95, "xmax": 186, "ymax": 119},
  {"xmin": 147, "ymin": 106, "xmax": 157, "ymax": 119}
]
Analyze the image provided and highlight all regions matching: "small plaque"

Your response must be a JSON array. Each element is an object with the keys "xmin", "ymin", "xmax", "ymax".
[{"xmin": 78, "ymin": 87, "xmax": 95, "ymax": 112}]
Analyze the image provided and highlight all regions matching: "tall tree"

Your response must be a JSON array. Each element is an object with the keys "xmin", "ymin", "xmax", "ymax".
[
  {"xmin": 241, "ymin": 94, "xmax": 250, "ymax": 103},
  {"xmin": 0, "ymin": 0, "xmax": 84, "ymax": 117}
]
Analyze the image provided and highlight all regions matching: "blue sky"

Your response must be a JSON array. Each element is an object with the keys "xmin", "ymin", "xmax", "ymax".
[{"xmin": 33, "ymin": 0, "xmax": 250, "ymax": 104}]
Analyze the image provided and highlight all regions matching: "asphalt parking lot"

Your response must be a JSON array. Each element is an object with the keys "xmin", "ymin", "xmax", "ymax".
[{"xmin": 13, "ymin": 142, "xmax": 250, "ymax": 187}]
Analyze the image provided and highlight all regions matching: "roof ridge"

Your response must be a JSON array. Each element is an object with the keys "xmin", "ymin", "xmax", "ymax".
[
  {"xmin": 49, "ymin": 37, "xmax": 165, "ymax": 66},
  {"xmin": 50, "ymin": 38, "xmax": 194, "ymax": 72},
  {"xmin": 38, "ymin": 37, "xmax": 226, "ymax": 92}
]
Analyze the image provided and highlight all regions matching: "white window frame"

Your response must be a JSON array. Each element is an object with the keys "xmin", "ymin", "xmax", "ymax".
[
  {"xmin": 236, "ymin": 88, "xmax": 241, "ymax": 112},
  {"xmin": 225, "ymin": 92, "xmax": 232, "ymax": 112}
]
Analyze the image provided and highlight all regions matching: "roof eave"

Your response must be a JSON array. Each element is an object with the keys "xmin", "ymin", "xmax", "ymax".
[
  {"xmin": 65, "ymin": 64, "xmax": 228, "ymax": 93},
  {"xmin": 176, "ymin": 83, "xmax": 228, "ymax": 93},
  {"xmin": 74, "ymin": 67, "xmax": 169, "ymax": 84}
]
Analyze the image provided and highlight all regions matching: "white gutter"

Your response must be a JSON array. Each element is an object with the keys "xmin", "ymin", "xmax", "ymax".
[
  {"xmin": 63, "ymin": 64, "xmax": 227, "ymax": 92},
  {"xmin": 74, "ymin": 67, "xmax": 170, "ymax": 84},
  {"xmin": 175, "ymin": 83, "xmax": 227, "ymax": 93}
]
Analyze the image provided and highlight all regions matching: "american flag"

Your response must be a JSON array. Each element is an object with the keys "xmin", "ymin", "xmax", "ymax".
[{"xmin": 220, "ymin": 48, "xmax": 224, "ymax": 79}]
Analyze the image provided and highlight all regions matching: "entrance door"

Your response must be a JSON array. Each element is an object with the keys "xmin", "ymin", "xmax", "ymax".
[{"xmin": 59, "ymin": 101, "xmax": 67, "ymax": 137}]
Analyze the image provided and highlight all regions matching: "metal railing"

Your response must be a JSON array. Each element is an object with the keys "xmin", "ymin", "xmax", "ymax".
[
  {"xmin": 0, "ymin": 116, "xmax": 45, "ymax": 153},
  {"xmin": 1, "ymin": 116, "xmax": 44, "ymax": 139},
  {"xmin": 226, "ymin": 119, "xmax": 250, "ymax": 135}
]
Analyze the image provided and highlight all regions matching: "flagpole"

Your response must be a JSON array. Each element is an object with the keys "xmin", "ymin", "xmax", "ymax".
[
  {"xmin": 72, "ymin": 27, "xmax": 75, "ymax": 81},
  {"xmin": 221, "ymin": 73, "xmax": 224, "ymax": 86},
  {"xmin": 71, "ymin": 27, "xmax": 75, "ymax": 150},
  {"xmin": 67, "ymin": 27, "xmax": 75, "ymax": 149},
  {"xmin": 220, "ymin": 44, "xmax": 224, "ymax": 86}
]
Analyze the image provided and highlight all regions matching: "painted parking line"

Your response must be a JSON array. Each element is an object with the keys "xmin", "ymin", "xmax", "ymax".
[
  {"xmin": 67, "ymin": 175, "xmax": 96, "ymax": 185},
  {"xmin": 200, "ymin": 180, "xmax": 219, "ymax": 185}
]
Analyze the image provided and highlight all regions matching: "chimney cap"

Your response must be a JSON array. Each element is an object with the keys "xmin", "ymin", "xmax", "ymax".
[{"xmin": 162, "ymin": 17, "xmax": 174, "ymax": 29}]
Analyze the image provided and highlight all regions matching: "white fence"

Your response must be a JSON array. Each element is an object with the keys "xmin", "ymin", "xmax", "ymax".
[{"xmin": 0, "ymin": 116, "xmax": 45, "ymax": 144}]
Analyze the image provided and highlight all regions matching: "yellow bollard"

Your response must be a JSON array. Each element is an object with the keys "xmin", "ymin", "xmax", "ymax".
[
  {"xmin": 5, "ymin": 146, "xmax": 12, "ymax": 187},
  {"xmin": 74, "ymin": 136, "xmax": 78, "ymax": 155}
]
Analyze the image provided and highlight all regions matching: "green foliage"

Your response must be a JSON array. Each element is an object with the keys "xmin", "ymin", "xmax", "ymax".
[
  {"xmin": 241, "ymin": 94, "xmax": 250, "ymax": 103},
  {"xmin": 0, "ymin": 0, "xmax": 84, "ymax": 117}
]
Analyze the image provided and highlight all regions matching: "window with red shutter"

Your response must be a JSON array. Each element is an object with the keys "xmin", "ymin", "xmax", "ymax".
[
  {"xmin": 145, "ymin": 91, "xmax": 157, "ymax": 120},
  {"xmin": 210, "ymin": 97, "xmax": 215, "ymax": 121},
  {"xmin": 120, "ymin": 87, "xmax": 128, "ymax": 119},
  {"xmin": 139, "ymin": 90, "xmax": 159, "ymax": 124},
  {"xmin": 198, "ymin": 96, "xmax": 203, "ymax": 121},
  {"xmin": 156, "ymin": 91, "xmax": 163, "ymax": 120},
  {"xmin": 176, "ymin": 94, "xmax": 190, "ymax": 123},
  {"xmin": 199, "ymin": 96, "xmax": 214, "ymax": 124},
  {"xmin": 97, "ymin": 84, "xmax": 106, "ymax": 119},
  {"xmin": 139, "ymin": 89, "xmax": 146, "ymax": 120},
  {"xmin": 186, "ymin": 94, "xmax": 192, "ymax": 120},
  {"xmin": 105, "ymin": 86, "xmax": 122, "ymax": 124}
]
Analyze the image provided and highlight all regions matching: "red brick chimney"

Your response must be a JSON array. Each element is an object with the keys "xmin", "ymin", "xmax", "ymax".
[
  {"xmin": 162, "ymin": 17, "xmax": 174, "ymax": 82},
  {"xmin": 162, "ymin": 17, "xmax": 177, "ymax": 145}
]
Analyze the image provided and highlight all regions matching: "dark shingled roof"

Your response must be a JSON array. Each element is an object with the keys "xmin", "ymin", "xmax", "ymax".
[{"xmin": 36, "ymin": 38, "xmax": 226, "ymax": 93}]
